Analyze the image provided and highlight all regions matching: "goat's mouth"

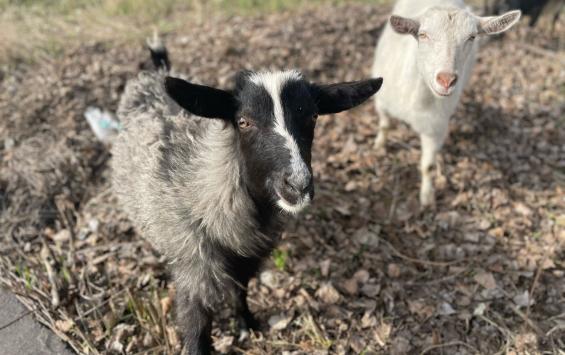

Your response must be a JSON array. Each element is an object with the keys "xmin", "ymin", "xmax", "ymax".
[
  {"xmin": 274, "ymin": 189, "xmax": 311, "ymax": 214},
  {"xmin": 431, "ymin": 84, "xmax": 454, "ymax": 98}
]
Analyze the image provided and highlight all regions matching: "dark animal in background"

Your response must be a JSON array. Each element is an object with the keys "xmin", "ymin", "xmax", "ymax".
[
  {"xmin": 112, "ymin": 39, "xmax": 383, "ymax": 354},
  {"xmin": 484, "ymin": 0, "xmax": 563, "ymax": 31}
]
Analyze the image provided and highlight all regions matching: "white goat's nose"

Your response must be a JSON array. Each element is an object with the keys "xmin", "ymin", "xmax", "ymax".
[{"xmin": 436, "ymin": 72, "xmax": 458, "ymax": 90}]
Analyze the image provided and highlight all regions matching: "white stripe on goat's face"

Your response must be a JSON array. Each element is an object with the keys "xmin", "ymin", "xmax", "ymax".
[
  {"xmin": 237, "ymin": 70, "xmax": 316, "ymax": 214},
  {"xmin": 250, "ymin": 71, "xmax": 311, "ymax": 191}
]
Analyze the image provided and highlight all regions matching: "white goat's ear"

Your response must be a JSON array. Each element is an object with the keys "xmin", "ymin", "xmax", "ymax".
[
  {"xmin": 478, "ymin": 10, "xmax": 521, "ymax": 35},
  {"xmin": 390, "ymin": 15, "xmax": 420, "ymax": 36}
]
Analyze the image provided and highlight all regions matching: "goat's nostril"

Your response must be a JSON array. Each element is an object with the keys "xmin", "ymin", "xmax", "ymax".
[
  {"xmin": 283, "ymin": 174, "xmax": 312, "ymax": 195},
  {"xmin": 436, "ymin": 72, "xmax": 458, "ymax": 89},
  {"xmin": 283, "ymin": 176, "xmax": 299, "ymax": 193}
]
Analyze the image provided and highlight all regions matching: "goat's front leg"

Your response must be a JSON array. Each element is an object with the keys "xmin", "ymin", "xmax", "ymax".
[
  {"xmin": 177, "ymin": 289, "xmax": 213, "ymax": 355},
  {"xmin": 374, "ymin": 106, "xmax": 391, "ymax": 151},
  {"xmin": 233, "ymin": 257, "xmax": 261, "ymax": 341},
  {"xmin": 419, "ymin": 133, "xmax": 444, "ymax": 207},
  {"xmin": 235, "ymin": 285, "xmax": 259, "ymax": 341}
]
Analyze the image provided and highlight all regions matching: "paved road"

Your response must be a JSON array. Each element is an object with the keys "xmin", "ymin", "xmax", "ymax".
[{"xmin": 0, "ymin": 287, "xmax": 74, "ymax": 355}]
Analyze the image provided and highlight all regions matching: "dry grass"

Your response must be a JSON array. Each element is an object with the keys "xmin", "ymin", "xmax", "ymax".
[{"xmin": 0, "ymin": 0, "xmax": 391, "ymax": 65}]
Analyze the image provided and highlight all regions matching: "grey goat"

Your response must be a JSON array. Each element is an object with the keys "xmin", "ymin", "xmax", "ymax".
[{"xmin": 112, "ymin": 41, "xmax": 383, "ymax": 354}]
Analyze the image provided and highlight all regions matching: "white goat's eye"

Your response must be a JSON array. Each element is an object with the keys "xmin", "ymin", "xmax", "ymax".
[
  {"xmin": 467, "ymin": 34, "xmax": 476, "ymax": 41},
  {"xmin": 418, "ymin": 32, "xmax": 429, "ymax": 40},
  {"xmin": 238, "ymin": 117, "xmax": 251, "ymax": 129}
]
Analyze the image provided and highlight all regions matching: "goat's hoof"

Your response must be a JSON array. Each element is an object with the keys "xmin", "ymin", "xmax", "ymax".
[
  {"xmin": 238, "ymin": 328, "xmax": 250, "ymax": 342},
  {"xmin": 237, "ymin": 314, "xmax": 260, "ymax": 341}
]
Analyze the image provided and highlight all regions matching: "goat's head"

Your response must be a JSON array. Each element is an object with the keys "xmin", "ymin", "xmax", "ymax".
[
  {"xmin": 390, "ymin": 7, "xmax": 520, "ymax": 97},
  {"xmin": 164, "ymin": 71, "xmax": 382, "ymax": 214}
]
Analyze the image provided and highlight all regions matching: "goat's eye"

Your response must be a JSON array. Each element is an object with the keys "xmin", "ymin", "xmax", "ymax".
[
  {"xmin": 467, "ymin": 34, "xmax": 476, "ymax": 42},
  {"xmin": 312, "ymin": 114, "xmax": 318, "ymax": 122},
  {"xmin": 238, "ymin": 117, "xmax": 251, "ymax": 129},
  {"xmin": 418, "ymin": 32, "xmax": 429, "ymax": 40}
]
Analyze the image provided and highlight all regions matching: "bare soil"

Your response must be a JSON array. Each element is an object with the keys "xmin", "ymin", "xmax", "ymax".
[{"xmin": 1, "ymin": 4, "xmax": 564, "ymax": 354}]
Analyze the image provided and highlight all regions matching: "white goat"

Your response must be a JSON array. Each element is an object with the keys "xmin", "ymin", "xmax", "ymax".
[{"xmin": 372, "ymin": 0, "xmax": 521, "ymax": 206}]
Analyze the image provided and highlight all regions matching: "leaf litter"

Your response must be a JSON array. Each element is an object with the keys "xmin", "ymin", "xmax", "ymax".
[{"xmin": 0, "ymin": 3, "xmax": 564, "ymax": 354}]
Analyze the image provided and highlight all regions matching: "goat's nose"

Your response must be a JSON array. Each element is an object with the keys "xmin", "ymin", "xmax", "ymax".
[
  {"xmin": 284, "ymin": 172, "xmax": 312, "ymax": 195},
  {"xmin": 436, "ymin": 72, "xmax": 458, "ymax": 90}
]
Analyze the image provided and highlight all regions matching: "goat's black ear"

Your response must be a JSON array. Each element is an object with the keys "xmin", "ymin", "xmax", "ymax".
[
  {"xmin": 313, "ymin": 78, "xmax": 383, "ymax": 115},
  {"xmin": 164, "ymin": 76, "xmax": 237, "ymax": 120}
]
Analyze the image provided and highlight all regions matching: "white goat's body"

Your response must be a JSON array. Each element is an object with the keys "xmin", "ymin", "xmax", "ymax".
[
  {"xmin": 372, "ymin": 0, "xmax": 480, "ymax": 205},
  {"xmin": 373, "ymin": 0, "xmax": 477, "ymax": 138}
]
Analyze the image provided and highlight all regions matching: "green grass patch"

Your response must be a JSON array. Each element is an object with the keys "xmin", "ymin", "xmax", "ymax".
[{"xmin": 272, "ymin": 248, "xmax": 289, "ymax": 271}]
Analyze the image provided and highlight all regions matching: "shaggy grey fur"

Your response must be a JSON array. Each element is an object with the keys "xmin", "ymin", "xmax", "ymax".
[{"xmin": 113, "ymin": 72, "xmax": 276, "ymax": 306}]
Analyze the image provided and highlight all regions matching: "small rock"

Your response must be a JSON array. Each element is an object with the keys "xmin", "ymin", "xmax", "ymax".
[
  {"xmin": 350, "ymin": 335, "xmax": 366, "ymax": 353},
  {"xmin": 260, "ymin": 270, "xmax": 279, "ymax": 289},
  {"xmin": 478, "ymin": 219, "xmax": 492, "ymax": 230},
  {"xmin": 513, "ymin": 291, "xmax": 533, "ymax": 308},
  {"xmin": 387, "ymin": 263, "xmax": 401, "ymax": 278},
  {"xmin": 463, "ymin": 233, "xmax": 480, "ymax": 243},
  {"xmin": 353, "ymin": 269, "xmax": 370, "ymax": 284},
  {"xmin": 342, "ymin": 278, "xmax": 359, "ymax": 296},
  {"xmin": 473, "ymin": 303, "xmax": 487, "ymax": 316},
  {"xmin": 320, "ymin": 259, "xmax": 331, "ymax": 277},
  {"xmin": 488, "ymin": 227, "xmax": 505, "ymax": 238},
  {"xmin": 88, "ymin": 218, "xmax": 99, "ymax": 232},
  {"xmin": 438, "ymin": 302, "xmax": 456, "ymax": 316},
  {"xmin": 408, "ymin": 299, "xmax": 434, "ymax": 319},
  {"xmin": 213, "ymin": 335, "xmax": 234, "ymax": 354},
  {"xmin": 268, "ymin": 313, "xmax": 293, "ymax": 331},
  {"xmin": 474, "ymin": 271, "xmax": 497, "ymax": 289},
  {"xmin": 353, "ymin": 226, "xmax": 380, "ymax": 247},
  {"xmin": 316, "ymin": 283, "xmax": 341, "ymax": 304},
  {"xmin": 55, "ymin": 319, "xmax": 74, "ymax": 333},
  {"xmin": 374, "ymin": 322, "xmax": 392, "ymax": 347},
  {"xmin": 361, "ymin": 284, "xmax": 380, "ymax": 298},
  {"xmin": 514, "ymin": 202, "xmax": 533, "ymax": 216},
  {"xmin": 390, "ymin": 336, "xmax": 412, "ymax": 355},
  {"xmin": 142, "ymin": 332, "xmax": 154, "ymax": 347},
  {"xmin": 345, "ymin": 181, "xmax": 357, "ymax": 191},
  {"xmin": 53, "ymin": 229, "xmax": 71, "ymax": 242},
  {"xmin": 360, "ymin": 311, "xmax": 376, "ymax": 329},
  {"xmin": 514, "ymin": 332, "xmax": 537, "ymax": 351}
]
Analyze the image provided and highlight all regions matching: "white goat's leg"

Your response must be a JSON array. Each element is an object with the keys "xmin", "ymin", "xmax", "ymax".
[
  {"xmin": 374, "ymin": 106, "xmax": 391, "ymax": 150},
  {"xmin": 419, "ymin": 133, "xmax": 442, "ymax": 206}
]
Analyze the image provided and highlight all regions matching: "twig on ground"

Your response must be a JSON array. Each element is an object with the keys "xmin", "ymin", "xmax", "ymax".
[
  {"xmin": 420, "ymin": 340, "xmax": 478, "ymax": 355},
  {"xmin": 40, "ymin": 243, "xmax": 60, "ymax": 307},
  {"xmin": 510, "ymin": 305, "xmax": 544, "ymax": 336},
  {"xmin": 374, "ymin": 235, "xmax": 467, "ymax": 267}
]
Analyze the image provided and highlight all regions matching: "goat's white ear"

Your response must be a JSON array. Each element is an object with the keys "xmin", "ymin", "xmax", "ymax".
[
  {"xmin": 478, "ymin": 10, "xmax": 521, "ymax": 35},
  {"xmin": 390, "ymin": 15, "xmax": 420, "ymax": 36}
]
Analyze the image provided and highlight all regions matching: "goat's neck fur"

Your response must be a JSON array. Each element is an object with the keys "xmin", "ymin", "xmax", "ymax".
[{"xmin": 163, "ymin": 118, "xmax": 279, "ymax": 259}]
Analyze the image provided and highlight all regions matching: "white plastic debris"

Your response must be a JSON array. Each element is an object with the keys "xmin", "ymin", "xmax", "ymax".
[{"xmin": 84, "ymin": 106, "xmax": 121, "ymax": 143}]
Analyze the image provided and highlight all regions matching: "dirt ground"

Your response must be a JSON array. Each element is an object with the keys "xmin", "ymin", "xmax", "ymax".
[{"xmin": 1, "ymin": 3, "xmax": 564, "ymax": 354}]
